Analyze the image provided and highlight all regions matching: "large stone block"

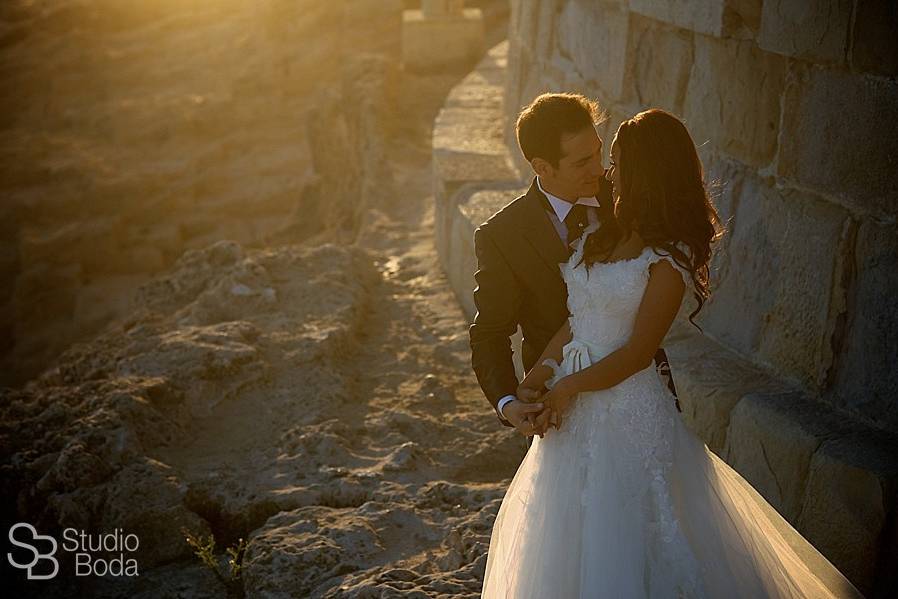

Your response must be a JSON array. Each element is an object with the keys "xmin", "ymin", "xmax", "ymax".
[
  {"xmin": 796, "ymin": 432, "xmax": 898, "ymax": 595},
  {"xmin": 665, "ymin": 323, "xmax": 790, "ymax": 454},
  {"xmin": 699, "ymin": 174, "xmax": 851, "ymax": 388},
  {"xmin": 758, "ymin": 0, "xmax": 852, "ymax": 64},
  {"xmin": 778, "ymin": 65, "xmax": 898, "ymax": 219},
  {"xmin": 531, "ymin": 0, "xmax": 560, "ymax": 62},
  {"xmin": 629, "ymin": 0, "xmax": 761, "ymax": 38},
  {"xmin": 401, "ymin": 8, "xmax": 484, "ymax": 72},
  {"xmin": 557, "ymin": 1, "xmax": 629, "ymax": 101},
  {"xmin": 724, "ymin": 391, "xmax": 848, "ymax": 523},
  {"xmin": 623, "ymin": 14, "xmax": 694, "ymax": 114},
  {"xmin": 851, "ymin": 0, "xmax": 898, "ymax": 77},
  {"xmin": 828, "ymin": 220, "xmax": 898, "ymax": 431},
  {"xmin": 683, "ymin": 36, "xmax": 786, "ymax": 168}
]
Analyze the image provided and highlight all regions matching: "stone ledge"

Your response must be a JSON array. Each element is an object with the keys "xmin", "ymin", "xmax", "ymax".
[{"xmin": 432, "ymin": 40, "xmax": 519, "ymax": 308}]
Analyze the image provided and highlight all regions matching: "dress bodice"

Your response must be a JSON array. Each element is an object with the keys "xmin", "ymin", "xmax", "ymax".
[{"xmin": 560, "ymin": 225, "xmax": 689, "ymax": 357}]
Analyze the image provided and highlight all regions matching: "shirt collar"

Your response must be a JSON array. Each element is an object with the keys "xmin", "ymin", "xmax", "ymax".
[{"xmin": 536, "ymin": 176, "xmax": 600, "ymax": 222}]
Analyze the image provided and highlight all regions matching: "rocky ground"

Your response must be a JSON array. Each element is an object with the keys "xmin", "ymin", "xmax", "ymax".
[{"xmin": 2, "ymin": 1, "xmax": 520, "ymax": 597}]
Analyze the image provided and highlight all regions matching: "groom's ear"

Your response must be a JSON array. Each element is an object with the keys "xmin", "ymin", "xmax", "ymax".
[{"xmin": 531, "ymin": 157, "xmax": 553, "ymax": 178}]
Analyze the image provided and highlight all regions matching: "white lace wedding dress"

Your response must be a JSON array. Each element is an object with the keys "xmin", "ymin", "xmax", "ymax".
[{"xmin": 481, "ymin": 230, "xmax": 858, "ymax": 598}]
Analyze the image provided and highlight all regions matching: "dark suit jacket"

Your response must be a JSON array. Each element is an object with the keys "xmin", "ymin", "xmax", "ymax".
[{"xmin": 469, "ymin": 177, "xmax": 678, "ymax": 428}]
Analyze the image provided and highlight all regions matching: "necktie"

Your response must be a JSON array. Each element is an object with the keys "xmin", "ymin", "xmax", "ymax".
[{"xmin": 564, "ymin": 203, "xmax": 590, "ymax": 247}]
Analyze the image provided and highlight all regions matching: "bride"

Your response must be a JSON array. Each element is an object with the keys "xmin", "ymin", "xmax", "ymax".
[{"xmin": 481, "ymin": 109, "xmax": 859, "ymax": 598}]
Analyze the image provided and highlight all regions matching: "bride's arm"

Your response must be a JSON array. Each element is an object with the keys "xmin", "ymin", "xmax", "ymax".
[
  {"xmin": 517, "ymin": 318, "xmax": 572, "ymax": 395},
  {"xmin": 555, "ymin": 260, "xmax": 686, "ymax": 398}
]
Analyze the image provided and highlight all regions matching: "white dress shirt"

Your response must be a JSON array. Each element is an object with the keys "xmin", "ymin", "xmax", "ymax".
[{"xmin": 496, "ymin": 178, "xmax": 601, "ymax": 421}]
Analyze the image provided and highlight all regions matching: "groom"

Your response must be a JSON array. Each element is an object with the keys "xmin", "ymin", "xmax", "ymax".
[{"xmin": 468, "ymin": 93, "xmax": 678, "ymax": 443}]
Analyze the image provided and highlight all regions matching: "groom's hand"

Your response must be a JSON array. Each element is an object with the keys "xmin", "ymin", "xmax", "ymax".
[
  {"xmin": 503, "ymin": 399, "xmax": 545, "ymax": 437},
  {"xmin": 533, "ymin": 407, "xmax": 556, "ymax": 436}
]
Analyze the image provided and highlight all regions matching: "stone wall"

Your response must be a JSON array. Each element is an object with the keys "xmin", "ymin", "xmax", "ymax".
[
  {"xmin": 433, "ymin": 2, "xmax": 898, "ymax": 593},
  {"xmin": 505, "ymin": 0, "xmax": 898, "ymax": 434}
]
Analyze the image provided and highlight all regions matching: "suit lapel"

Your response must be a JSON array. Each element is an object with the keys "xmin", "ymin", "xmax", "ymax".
[{"xmin": 520, "ymin": 179, "xmax": 570, "ymax": 276}]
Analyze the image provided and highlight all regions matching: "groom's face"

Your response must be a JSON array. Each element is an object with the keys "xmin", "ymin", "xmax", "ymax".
[{"xmin": 543, "ymin": 126, "xmax": 605, "ymax": 200}]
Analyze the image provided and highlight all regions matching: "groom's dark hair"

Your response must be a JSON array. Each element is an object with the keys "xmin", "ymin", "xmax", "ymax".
[{"xmin": 516, "ymin": 93, "xmax": 605, "ymax": 168}]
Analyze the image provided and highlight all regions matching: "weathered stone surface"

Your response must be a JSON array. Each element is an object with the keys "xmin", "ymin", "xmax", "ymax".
[
  {"xmin": 243, "ymin": 506, "xmax": 383, "ymax": 598},
  {"xmin": 665, "ymin": 323, "xmax": 790, "ymax": 454},
  {"xmin": 433, "ymin": 107, "xmax": 513, "ymax": 180},
  {"xmin": 557, "ymin": 1, "xmax": 629, "ymax": 101},
  {"xmin": 432, "ymin": 100, "xmax": 516, "ymax": 259},
  {"xmin": 624, "ymin": 14, "xmax": 694, "ymax": 113},
  {"xmin": 596, "ymin": 102, "xmax": 640, "ymax": 156},
  {"xmin": 512, "ymin": 57, "xmax": 560, "ymax": 158},
  {"xmin": 778, "ymin": 64, "xmax": 898, "ymax": 219},
  {"xmin": 446, "ymin": 41, "xmax": 507, "ymax": 111},
  {"xmin": 699, "ymin": 174, "xmax": 850, "ymax": 388},
  {"xmin": 629, "ymin": 0, "xmax": 760, "ymax": 38},
  {"xmin": 703, "ymin": 153, "xmax": 743, "ymax": 229},
  {"xmin": 758, "ymin": 0, "xmax": 851, "ymax": 64},
  {"xmin": 828, "ymin": 221, "xmax": 898, "ymax": 431},
  {"xmin": 509, "ymin": 0, "xmax": 537, "ymax": 50},
  {"xmin": 401, "ymin": 8, "xmax": 485, "ymax": 72},
  {"xmin": 433, "ymin": 42, "xmax": 520, "ymax": 317},
  {"xmin": 452, "ymin": 186, "xmax": 524, "ymax": 318},
  {"xmin": 796, "ymin": 432, "xmax": 898, "ymax": 595},
  {"xmin": 345, "ymin": 0, "xmax": 403, "ymax": 20},
  {"xmin": 724, "ymin": 392, "xmax": 848, "ymax": 523},
  {"xmin": 422, "ymin": 0, "xmax": 465, "ymax": 18},
  {"xmin": 683, "ymin": 36, "xmax": 785, "ymax": 168},
  {"xmin": 537, "ymin": 51, "xmax": 570, "ymax": 93},
  {"xmin": 531, "ymin": 0, "xmax": 559, "ymax": 62},
  {"xmin": 100, "ymin": 458, "xmax": 211, "ymax": 568},
  {"xmin": 851, "ymin": 0, "xmax": 898, "ymax": 76}
]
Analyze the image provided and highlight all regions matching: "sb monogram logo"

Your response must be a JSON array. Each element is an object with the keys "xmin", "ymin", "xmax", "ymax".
[{"xmin": 7, "ymin": 523, "xmax": 59, "ymax": 580}]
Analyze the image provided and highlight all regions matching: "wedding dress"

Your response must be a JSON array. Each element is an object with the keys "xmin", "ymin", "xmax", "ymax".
[{"xmin": 481, "ymin": 227, "xmax": 859, "ymax": 598}]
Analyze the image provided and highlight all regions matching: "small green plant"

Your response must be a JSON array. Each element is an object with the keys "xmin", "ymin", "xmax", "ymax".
[{"xmin": 182, "ymin": 527, "xmax": 247, "ymax": 598}]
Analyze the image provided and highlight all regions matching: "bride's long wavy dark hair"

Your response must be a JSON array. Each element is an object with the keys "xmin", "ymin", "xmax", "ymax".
[{"xmin": 579, "ymin": 108, "xmax": 723, "ymax": 325}]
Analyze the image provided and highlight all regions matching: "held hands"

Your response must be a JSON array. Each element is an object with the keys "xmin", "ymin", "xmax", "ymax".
[
  {"xmin": 503, "ymin": 397, "xmax": 545, "ymax": 438},
  {"xmin": 538, "ymin": 377, "xmax": 578, "ymax": 432},
  {"xmin": 505, "ymin": 377, "xmax": 576, "ymax": 438}
]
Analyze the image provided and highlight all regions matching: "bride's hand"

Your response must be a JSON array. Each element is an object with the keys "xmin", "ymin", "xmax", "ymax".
[{"xmin": 541, "ymin": 377, "xmax": 578, "ymax": 429}]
